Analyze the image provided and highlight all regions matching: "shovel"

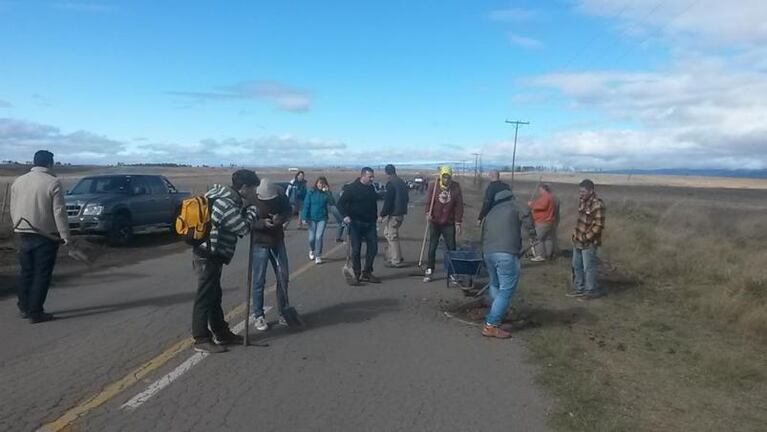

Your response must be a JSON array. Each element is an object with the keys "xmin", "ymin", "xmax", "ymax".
[
  {"xmin": 268, "ymin": 248, "xmax": 304, "ymax": 329},
  {"xmin": 341, "ymin": 230, "xmax": 357, "ymax": 285},
  {"xmin": 244, "ymin": 234, "xmax": 253, "ymax": 346}
]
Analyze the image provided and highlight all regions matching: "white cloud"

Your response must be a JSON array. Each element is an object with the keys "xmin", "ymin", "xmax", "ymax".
[
  {"xmin": 169, "ymin": 80, "xmax": 314, "ymax": 113},
  {"xmin": 507, "ymin": 1, "xmax": 767, "ymax": 170},
  {"xmin": 525, "ymin": 56, "xmax": 767, "ymax": 169},
  {"xmin": 577, "ymin": 0, "xmax": 767, "ymax": 47},
  {"xmin": 507, "ymin": 32, "xmax": 544, "ymax": 50},
  {"xmin": 0, "ymin": 118, "xmax": 125, "ymax": 162}
]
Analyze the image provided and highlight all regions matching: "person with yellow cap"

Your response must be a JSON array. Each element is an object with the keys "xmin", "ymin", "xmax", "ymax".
[{"xmin": 423, "ymin": 166, "xmax": 464, "ymax": 282}]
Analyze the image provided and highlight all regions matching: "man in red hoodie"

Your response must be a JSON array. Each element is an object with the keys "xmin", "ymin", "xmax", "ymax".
[
  {"xmin": 424, "ymin": 166, "xmax": 464, "ymax": 282},
  {"xmin": 527, "ymin": 183, "xmax": 558, "ymax": 261}
]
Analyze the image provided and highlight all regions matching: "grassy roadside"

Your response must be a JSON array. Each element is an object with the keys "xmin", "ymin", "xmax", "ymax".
[{"xmin": 455, "ymin": 178, "xmax": 767, "ymax": 432}]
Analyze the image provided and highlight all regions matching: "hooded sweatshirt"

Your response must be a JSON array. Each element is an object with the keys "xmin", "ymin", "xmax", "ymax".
[
  {"xmin": 252, "ymin": 194, "xmax": 291, "ymax": 248},
  {"xmin": 194, "ymin": 184, "xmax": 257, "ymax": 264},
  {"xmin": 425, "ymin": 166, "xmax": 464, "ymax": 226},
  {"xmin": 481, "ymin": 190, "xmax": 533, "ymax": 256}
]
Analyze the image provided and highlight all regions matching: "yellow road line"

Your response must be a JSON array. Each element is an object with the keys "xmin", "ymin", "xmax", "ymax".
[{"xmin": 39, "ymin": 242, "xmax": 344, "ymax": 432}]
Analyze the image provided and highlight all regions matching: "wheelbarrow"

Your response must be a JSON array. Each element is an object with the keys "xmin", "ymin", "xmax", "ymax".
[{"xmin": 443, "ymin": 249, "xmax": 484, "ymax": 289}]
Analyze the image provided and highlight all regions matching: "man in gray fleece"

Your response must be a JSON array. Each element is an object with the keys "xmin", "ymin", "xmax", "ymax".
[{"xmin": 480, "ymin": 189, "xmax": 534, "ymax": 339}]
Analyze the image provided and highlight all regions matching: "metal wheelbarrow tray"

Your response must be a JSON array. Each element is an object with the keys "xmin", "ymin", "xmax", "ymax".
[{"xmin": 443, "ymin": 249, "xmax": 484, "ymax": 288}]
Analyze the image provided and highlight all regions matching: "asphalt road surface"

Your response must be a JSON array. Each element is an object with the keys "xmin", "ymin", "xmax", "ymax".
[{"xmin": 1, "ymin": 194, "xmax": 550, "ymax": 432}]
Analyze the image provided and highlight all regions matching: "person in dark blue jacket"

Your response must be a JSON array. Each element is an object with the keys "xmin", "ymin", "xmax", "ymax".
[
  {"xmin": 301, "ymin": 176, "xmax": 334, "ymax": 264},
  {"xmin": 286, "ymin": 170, "xmax": 308, "ymax": 229}
]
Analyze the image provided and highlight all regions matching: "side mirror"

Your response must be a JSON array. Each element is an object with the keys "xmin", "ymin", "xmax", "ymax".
[{"xmin": 65, "ymin": 190, "xmax": 70, "ymax": 195}]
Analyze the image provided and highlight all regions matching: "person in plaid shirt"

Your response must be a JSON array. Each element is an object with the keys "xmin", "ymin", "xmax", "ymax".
[{"xmin": 568, "ymin": 179, "xmax": 606, "ymax": 299}]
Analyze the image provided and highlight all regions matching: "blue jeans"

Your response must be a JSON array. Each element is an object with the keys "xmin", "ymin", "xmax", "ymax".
[
  {"xmin": 484, "ymin": 252, "xmax": 521, "ymax": 326},
  {"xmin": 308, "ymin": 220, "xmax": 327, "ymax": 256},
  {"xmin": 573, "ymin": 246, "xmax": 598, "ymax": 294},
  {"xmin": 250, "ymin": 241, "xmax": 290, "ymax": 318},
  {"xmin": 349, "ymin": 220, "xmax": 378, "ymax": 275},
  {"xmin": 330, "ymin": 206, "xmax": 347, "ymax": 241}
]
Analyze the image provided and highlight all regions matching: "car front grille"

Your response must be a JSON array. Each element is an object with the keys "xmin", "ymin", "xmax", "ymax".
[{"xmin": 66, "ymin": 204, "xmax": 82, "ymax": 217}]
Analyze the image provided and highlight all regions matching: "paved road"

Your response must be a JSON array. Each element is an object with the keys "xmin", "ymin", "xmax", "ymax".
[{"xmin": 1, "ymin": 194, "xmax": 550, "ymax": 432}]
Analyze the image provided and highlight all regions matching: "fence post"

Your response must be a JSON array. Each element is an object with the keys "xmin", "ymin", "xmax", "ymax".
[{"xmin": 0, "ymin": 183, "xmax": 9, "ymax": 225}]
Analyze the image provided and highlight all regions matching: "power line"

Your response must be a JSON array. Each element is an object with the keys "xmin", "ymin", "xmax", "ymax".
[
  {"xmin": 559, "ymin": 0, "xmax": 635, "ymax": 72},
  {"xmin": 607, "ymin": 0, "xmax": 703, "ymax": 67},
  {"xmin": 582, "ymin": 0, "xmax": 701, "ymax": 71}
]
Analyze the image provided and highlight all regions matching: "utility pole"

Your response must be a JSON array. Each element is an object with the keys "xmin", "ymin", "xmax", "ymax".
[
  {"xmin": 471, "ymin": 153, "xmax": 481, "ymax": 185},
  {"xmin": 505, "ymin": 120, "xmax": 530, "ymax": 186}
]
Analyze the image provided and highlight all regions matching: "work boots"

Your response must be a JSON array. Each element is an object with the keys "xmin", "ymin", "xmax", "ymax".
[{"xmin": 482, "ymin": 324, "xmax": 512, "ymax": 339}]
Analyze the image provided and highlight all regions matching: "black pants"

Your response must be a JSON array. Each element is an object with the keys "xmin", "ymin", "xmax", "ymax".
[
  {"xmin": 427, "ymin": 223, "xmax": 456, "ymax": 270},
  {"xmin": 349, "ymin": 220, "xmax": 378, "ymax": 276},
  {"xmin": 17, "ymin": 234, "xmax": 60, "ymax": 317},
  {"xmin": 192, "ymin": 253, "xmax": 230, "ymax": 342}
]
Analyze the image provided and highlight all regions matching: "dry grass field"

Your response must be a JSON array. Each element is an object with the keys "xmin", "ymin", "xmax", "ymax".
[{"xmin": 455, "ymin": 177, "xmax": 767, "ymax": 431}]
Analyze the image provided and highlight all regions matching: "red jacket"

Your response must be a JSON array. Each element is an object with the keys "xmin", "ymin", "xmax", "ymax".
[
  {"xmin": 425, "ymin": 181, "xmax": 464, "ymax": 225},
  {"xmin": 529, "ymin": 191, "xmax": 556, "ymax": 224}
]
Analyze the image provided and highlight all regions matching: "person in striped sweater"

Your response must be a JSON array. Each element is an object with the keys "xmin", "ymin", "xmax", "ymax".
[{"xmin": 192, "ymin": 169, "xmax": 261, "ymax": 354}]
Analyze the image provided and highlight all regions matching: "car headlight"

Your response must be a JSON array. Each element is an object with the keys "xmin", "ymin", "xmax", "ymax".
[{"xmin": 82, "ymin": 204, "xmax": 104, "ymax": 216}]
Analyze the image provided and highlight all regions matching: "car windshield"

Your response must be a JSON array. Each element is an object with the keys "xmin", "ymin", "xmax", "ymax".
[{"xmin": 70, "ymin": 177, "xmax": 131, "ymax": 195}]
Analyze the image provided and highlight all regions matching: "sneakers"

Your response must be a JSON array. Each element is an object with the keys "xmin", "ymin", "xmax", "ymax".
[
  {"xmin": 336, "ymin": 238, "xmax": 344, "ymax": 243},
  {"xmin": 194, "ymin": 341, "xmax": 228, "ymax": 354},
  {"xmin": 578, "ymin": 291, "xmax": 603, "ymax": 301},
  {"xmin": 360, "ymin": 272, "xmax": 381, "ymax": 284},
  {"xmin": 423, "ymin": 268, "xmax": 433, "ymax": 283},
  {"xmin": 315, "ymin": 256, "xmax": 323, "ymax": 265},
  {"xmin": 309, "ymin": 250, "xmax": 315, "ymax": 260},
  {"xmin": 530, "ymin": 256, "xmax": 546, "ymax": 262},
  {"xmin": 252, "ymin": 315, "xmax": 269, "ymax": 331},
  {"xmin": 565, "ymin": 290, "xmax": 586, "ymax": 298},
  {"xmin": 482, "ymin": 324, "xmax": 512, "ymax": 339},
  {"xmin": 28, "ymin": 312, "xmax": 55, "ymax": 324},
  {"xmin": 213, "ymin": 330, "xmax": 244, "ymax": 346}
]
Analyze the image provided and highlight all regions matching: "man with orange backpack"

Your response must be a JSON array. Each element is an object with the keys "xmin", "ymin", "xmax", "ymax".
[{"xmin": 189, "ymin": 170, "xmax": 261, "ymax": 354}]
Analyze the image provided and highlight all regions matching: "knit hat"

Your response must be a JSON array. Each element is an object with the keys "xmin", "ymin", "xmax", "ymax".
[{"xmin": 439, "ymin": 165, "xmax": 453, "ymax": 190}]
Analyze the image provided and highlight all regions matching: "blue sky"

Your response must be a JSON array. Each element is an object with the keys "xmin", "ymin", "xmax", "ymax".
[{"xmin": 1, "ymin": 1, "xmax": 766, "ymax": 169}]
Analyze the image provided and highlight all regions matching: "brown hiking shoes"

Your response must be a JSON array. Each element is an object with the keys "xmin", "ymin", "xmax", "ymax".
[{"xmin": 482, "ymin": 324, "xmax": 512, "ymax": 339}]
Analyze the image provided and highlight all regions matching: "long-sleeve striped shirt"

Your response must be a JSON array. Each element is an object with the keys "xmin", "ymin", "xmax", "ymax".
[
  {"xmin": 572, "ymin": 194, "xmax": 606, "ymax": 248},
  {"xmin": 195, "ymin": 184, "xmax": 257, "ymax": 263}
]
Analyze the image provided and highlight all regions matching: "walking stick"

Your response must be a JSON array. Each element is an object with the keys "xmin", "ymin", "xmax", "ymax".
[
  {"xmin": 244, "ymin": 234, "xmax": 253, "ymax": 346},
  {"xmin": 418, "ymin": 174, "xmax": 439, "ymax": 269}
]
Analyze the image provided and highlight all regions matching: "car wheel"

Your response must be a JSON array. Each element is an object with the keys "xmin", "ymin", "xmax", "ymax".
[{"xmin": 108, "ymin": 214, "xmax": 134, "ymax": 246}]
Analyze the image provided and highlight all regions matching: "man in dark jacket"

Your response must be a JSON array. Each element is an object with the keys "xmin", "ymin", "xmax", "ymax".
[
  {"xmin": 337, "ymin": 167, "xmax": 381, "ymax": 285},
  {"xmin": 480, "ymin": 189, "xmax": 534, "ymax": 339},
  {"xmin": 249, "ymin": 178, "xmax": 292, "ymax": 332},
  {"xmin": 424, "ymin": 165, "xmax": 464, "ymax": 282},
  {"xmin": 379, "ymin": 164, "xmax": 409, "ymax": 267},
  {"xmin": 477, "ymin": 170, "xmax": 510, "ymax": 224},
  {"xmin": 191, "ymin": 169, "xmax": 260, "ymax": 354}
]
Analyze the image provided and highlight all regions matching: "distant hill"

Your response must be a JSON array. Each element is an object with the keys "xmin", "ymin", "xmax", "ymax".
[{"xmin": 591, "ymin": 168, "xmax": 767, "ymax": 180}]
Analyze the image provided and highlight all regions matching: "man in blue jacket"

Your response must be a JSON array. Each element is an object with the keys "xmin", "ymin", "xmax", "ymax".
[{"xmin": 379, "ymin": 164, "xmax": 409, "ymax": 267}]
